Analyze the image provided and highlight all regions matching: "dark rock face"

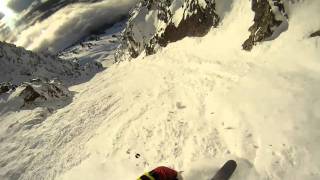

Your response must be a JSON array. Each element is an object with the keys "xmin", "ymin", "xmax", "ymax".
[
  {"xmin": 310, "ymin": 30, "xmax": 320, "ymax": 38},
  {"xmin": 242, "ymin": 0, "xmax": 288, "ymax": 51},
  {"xmin": 0, "ymin": 79, "xmax": 71, "ymax": 113},
  {"xmin": 0, "ymin": 82, "xmax": 16, "ymax": 94},
  {"xmin": 18, "ymin": 79, "xmax": 71, "ymax": 104},
  {"xmin": 20, "ymin": 85, "xmax": 41, "ymax": 103},
  {"xmin": 116, "ymin": 0, "xmax": 219, "ymax": 60},
  {"xmin": 158, "ymin": 0, "xmax": 219, "ymax": 46}
]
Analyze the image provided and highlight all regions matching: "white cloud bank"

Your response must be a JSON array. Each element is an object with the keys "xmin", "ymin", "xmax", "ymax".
[
  {"xmin": 5, "ymin": 0, "xmax": 35, "ymax": 12},
  {"xmin": 13, "ymin": 0, "xmax": 138, "ymax": 53}
]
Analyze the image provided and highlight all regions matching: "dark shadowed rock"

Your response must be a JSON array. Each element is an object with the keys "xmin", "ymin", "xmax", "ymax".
[
  {"xmin": 310, "ymin": 30, "xmax": 320, "ymax": 38},
  {"xmin": 116, "ymin": 0, "xmax": 219, "ymax": 60},
  {"xmin": 157, "ymin": 0, "xmax": 219, "ymax": 47},
  {"xmin": 16, "ymin": 79, "xmax": 71, "ymax": 105},
  {"xmin": 242, "ymin": 0, "xmax": 288, "ymax": 51},
  {"xmin": 0, "ymin": 82, "xmax": 16, "ymax": 94},
  {"xmin": 0, "ymin": 79, "xmax": 72, "ymax": 113},
  {"xmin": 20, "ymin": 85, "xmax": 41, "ymax": 103}
]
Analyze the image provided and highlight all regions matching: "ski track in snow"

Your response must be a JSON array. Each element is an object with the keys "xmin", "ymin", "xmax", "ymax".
[{"xmin": 1, "ymin": 0, "xmax": 320, "ymax": 180}]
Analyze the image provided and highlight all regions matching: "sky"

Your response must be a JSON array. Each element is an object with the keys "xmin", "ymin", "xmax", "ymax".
[
  {"xmin": 0, "ymin": 1, "xmax": 17, "ymax": 23},
  {"xmin": 4, "ymin": 0, "xmax": 36, "ymax": 12},
  {"xmin": 0, "ymin": 0, "xmax": 138, "ymax": 53}
]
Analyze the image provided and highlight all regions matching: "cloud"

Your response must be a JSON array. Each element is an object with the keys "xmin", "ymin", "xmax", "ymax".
[
  {"xmin": 12, "ymin": 0, "xmax": 138, "ymax": 53},
  {"xmin": 6, "ymin": 0, "xmax": 36, "ymax": 12}
]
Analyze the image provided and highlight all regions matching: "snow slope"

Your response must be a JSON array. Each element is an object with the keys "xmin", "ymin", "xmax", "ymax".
[
  {"xmin": 1, "ymin": 0, "xmax": 320, "ymax": 180},
  {"xmin": 59, "ymin": 20, "xmax": 127, "ymax": 68},
  {"xmin": 0, "ymin": 41, "xmax": 102, "ymax": 86}
]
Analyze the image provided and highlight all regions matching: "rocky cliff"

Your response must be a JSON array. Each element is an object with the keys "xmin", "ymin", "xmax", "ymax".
[
  {"xmin": 116, "ymin": 0, "xmax": 290, "ymax": 60},
  {"xmin": 116, "ymin": 0, "xmax": 220, "ymax": 60},
  {"xmin": 242, "ymin": 0, "xmax": 288, "ymax": 51}
]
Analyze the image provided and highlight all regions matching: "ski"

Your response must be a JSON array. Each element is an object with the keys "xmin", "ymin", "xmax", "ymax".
[{"xmin": 211, "ymin": 160, "xmax": 237, "ymax": 180}]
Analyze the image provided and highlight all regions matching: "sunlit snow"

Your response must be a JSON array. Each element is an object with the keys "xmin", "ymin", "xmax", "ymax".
[{"xmin": 0, "ymin": 0, "xmax": 320, "ymax": 180}]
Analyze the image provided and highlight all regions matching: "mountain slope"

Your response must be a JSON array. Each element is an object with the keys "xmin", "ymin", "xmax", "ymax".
[
  {"xmin": 58, "ymin": 20, "xmax": 127, "ymax": 67},
  {"xmin": 59, "ymin": 0, "xmax": 320, "ymax": 179},
  {"xmin": 116, "ymin": 0, "xmax": 288, "ymax": 60},
  {"xmin": 116, "ymin": 0, "xmax": 220, "ymax": 59},
  {"xmin": 0, "ymin": 41, "xmax": 102, "ymax": 86},
  {"xmin": 0, "ymin": 0, "xmax": 320, "ymax": 180}
]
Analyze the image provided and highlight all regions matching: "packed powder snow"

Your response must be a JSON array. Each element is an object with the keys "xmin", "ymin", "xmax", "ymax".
[{"xmin": 0, "ymin": 0, "xmax": 320, "ymax": 180}]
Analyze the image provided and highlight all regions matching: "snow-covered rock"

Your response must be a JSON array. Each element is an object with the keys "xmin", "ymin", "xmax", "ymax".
[
  {"xmin": 116, "ymin": 0, "xmax": 220, "ymax": 60},
  {"xmin": 0, "ymin": 41, "xmax": 102, "ymax": 86},
  {"xmin": 0, "ymin": 1, "xmax": 320, "ymax": 180},
  {"xmin": 117, "ymin": 0, "xmax": 291, "ymax": 59},
  {"xmin": 59, "ymin": 20, "xmax": 127, "ymax": 67},
  {"xmin": 242, "ymin": 0, "xmax": 288, "ymax": 51},
  {"xmin": 0, "ymin": 79, "xmax": 71, "ymax": 113},
  {"xmin": 17, "ymin": 79, "xmax": 70, "ymax": 104}
]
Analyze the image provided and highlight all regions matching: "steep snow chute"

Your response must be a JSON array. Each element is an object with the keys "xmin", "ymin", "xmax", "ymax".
[{"xmin": 0, "ymin": 0, "xmax": 320, "ymax": 180}]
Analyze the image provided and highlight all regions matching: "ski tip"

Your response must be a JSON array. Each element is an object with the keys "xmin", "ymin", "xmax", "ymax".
[
  {"xmin": 211, "ymin": 160, "xmax": 237, "ymax": 180},
  {"xmin": 222, "ymin": 160, "xmax": 237, "ymax": 175},
  {"xmin": 225, "ymin": 160, "xmax": 237, "ymax": 168}
]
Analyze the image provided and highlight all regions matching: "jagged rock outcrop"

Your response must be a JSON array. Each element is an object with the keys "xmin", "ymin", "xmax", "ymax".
[
  {"xmin": 0, "ymin": 79, "xmax": 71, "ymax": 113},
  {"xmin": 0, "ymin": 82, "xmax": 16, "ymax": 94},
  {"xmin": 16, "ymin": 79, "xmax": 71, "ymax": 105},
  {"xmin": 242, "ymin": 0, "xmax": 288, "ymax": 51},
  {"xmin": 116, "ymin": 0, "xmax": 220, "ymax": 60},
  {"xmin": 0, "ymin": 41, "xmax": 102, "ymax": 86},
  {"xmin": 310, "ymin": 30, "xmax": 320, "ymax": 38}
]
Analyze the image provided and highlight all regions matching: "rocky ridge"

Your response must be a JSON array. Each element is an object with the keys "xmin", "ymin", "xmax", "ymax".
[
  {"xmin": 116, "ymin": 0, "xmax": 220, "ymax": 60},
  {"xmin": 242, "ymin": 0, "xmax": 288, "ymax": 51},
  {"xmin": 0, "ymin": 41, "xmax": 101, "ymax": 111},
  {"xmin": 0, "ymin": 41, "xmax": 102, "ymax": 86},
  {"xmin": 116, "ymin": 0, "xmax": 290, "ymax": 59}
]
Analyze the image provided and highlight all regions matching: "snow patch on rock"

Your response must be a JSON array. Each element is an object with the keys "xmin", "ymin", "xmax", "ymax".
[{"xmin": 116, "ymin": 0, "xmax": 219, "ymax": 60}]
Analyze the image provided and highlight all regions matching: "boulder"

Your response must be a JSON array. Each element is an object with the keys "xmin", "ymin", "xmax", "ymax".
[
  {"xmin": 0, "ymin": 79, "xmax": 71, "ymax": 113},
  {"xmin": 16, "ymin": 79, "xmax": 71, "ymax": 105},
  {"xmin": 0, "ymin": 82, "xmax": 16, "ymax": 94}
]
